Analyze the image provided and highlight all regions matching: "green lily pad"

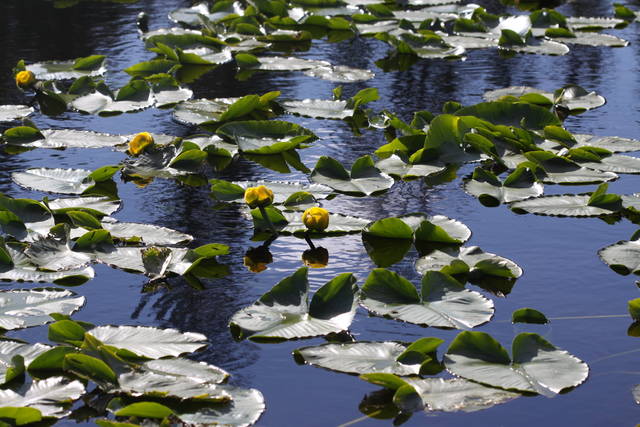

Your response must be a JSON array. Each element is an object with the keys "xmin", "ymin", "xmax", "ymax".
[
  {"xmin": 375, "ymin": 154, "xmax": 446, "ymax": 180},
  {"xmin": 0, "ymin": 288, "xmax": 85, "ymax": 331},
  {"xmin": 0, "ymin": 376, "xmax": 85, "ymax": 418},
  {"xmin": 0, "ymin": 105, "xmax": 34, "ymax": 122},
  {"xmin": 302, "ymin": 65, "xmax": 374, "ymax": 82},
  {"xmin": 415, "ymin": 246, "xmax": 523, "ymax": 279},
  {"xmin": 294, "ymin": 337, "xmax": 444, "ymax": 376},
  {"xmin": 510, "ymin": 193, "xmax": 621, "ymax": 217},
  {"xmin": 444, "ymin": 331, "xmax": 588, "ymax": 395},
  {"xmin": 361, "ymin": 374, "xmax": 520, "ymax": 413},
  {"xmin": 0, "ymin": 342, "xmax": 52, "ymax": 385},
  {"xmin": 217, "ymin": 120, "xmax": 317, "ymax": 154},
  {"xmin": 359, "ymin": 269, "xmax": 494, "ymax": 329},
  {"xmin": 281, "ymin": 99, "xmax": 354, "ymax": 119},
  {"xmin": 229, "ymin": 267, "xmax": 359, "ymax": 341},
  {"xmin": 311, "ymin": 155, "xmax": 394, "ymax": 196},
  {"xmin": 87, "ymin": 325, "xmax": 208, "ymax": 358},
  {"xmin": 26, "ymin": 55, "xmax": 106, "ymax": 80},
  {"xmin": 598, "ymin": 239, "xmax": 640, "ymax": 275},
  {"xmin": 463, "ymin": 167, "xmax": 543, "ymax": 206},
  {"xmin": 175, "ymin": 386, "xmax": 265, "ymax": 427}
]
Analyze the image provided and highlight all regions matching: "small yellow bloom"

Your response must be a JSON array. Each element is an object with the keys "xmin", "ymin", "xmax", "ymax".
[
  {"xmin": 128, "ymin": 132, "xmax": 154, "ymax": 156},
  {"xmin": 244, "ymin": 185, "xmax": 274, "ymax": 209},
  {"xmin": 302, "ymin": 207, "xmax": 329, "ymax": 232},
  {"xmin": 302, "ymin": 247, "xmax": 329, "ymax": 268},
  {"xmin": 15, "ymin": 70, "xmax": 36, "ymax": 89}
]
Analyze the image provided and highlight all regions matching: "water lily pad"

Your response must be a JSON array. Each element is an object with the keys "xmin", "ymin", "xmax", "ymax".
[
  {"xmin": 169, "ymin": 2, "xmax": 243, "ymax": 26},
  {"xmin": 510, "ymin": 193, "xmax": 621, "ymax": 217},
  {"xmin": 0, "ymin": 243, "xmax": 95, "ymax": 284},
  {"xmin": 415, "ymin": 246, "xmax": 523, "ymax": 279},
  {"xmin": 311, "ymin": 155, "xmax": 395, "ymax": 196},
  {"xmin": 361, "ymin": 374, "xmax": 520, "ymax": 413},
  {"xmin": 101, "ymin": 222, "xmax": 193, "ymax": 246},
  {"xmin": 463, "ymin": 167, "xmax": 544, "ymax": 206},
  {"xmin": 444, "ymin": 331, "xmax": 588, "ymax": 395},
  {"xmin": 47, "ymin": 196, "xmax": 121, "ymax": 216},
  {"xmin": 302, "ymin": 65, "xmax": 374, "ymax": 82},
  {"xmin": 566, "ymin": 16, "xmax": 625, "ymax": 30},
  {"xmin": 252, "ymin": 56, "xmax": 331, "ymax": 71},
  {"xmin": 175, "ymin": 386, "xmax": 265, "ymax": 427},
  {"xmin": 118, "ymin": 370, "xmax": 230, "ymax": 402},
  {"xmin": 0, "ymin": 105, "xmax": 34, "ymax": 122},
  {"xmin": 571, "ymin": 134, "xmax": 640, "ymax": 153},
  {"xmin": 359, "ymin": 269, "xmax": 494, "ymax": 329},
  {"xmin": 6, "ymin": 129, "xmax": 127, "ymax": 150},
  {"xmin": 0, "ymin": 377, "xmax": 85, "ymax": 418},
  {"xmin": 255, "ymin": 209, "xmax": 369, "ymax": 235},
  {"xmin": 294, "ymin": 337, "xmax": 444, "ymax": 376},
  {"xmin": 577, "ymin": 154, "xmax": 640, "ymax": 174},
  {"xmin": 0, "ymin": 288, "xmax": 85, "ymax": 330},
  {"xmin": 26, "ymin": 55, "xmax": 106, "ymax": 80},
  {"xmin": 87, "ymin": 325, "xmax": 208, "ymax": 358},
  {"xmin": 455, "ymin": 101, "xmax": 561, "ymax": 129},
  {"xmin": 281, "ymin": 99, "xmax": 354, "ymax": 119},
  {"xmin": 375, "ymin": 154, "xmax": 446, "ymax": 180},
  {"xmin": 217, "ymin": 120, "xmax": 317, "ymax": 154},
  {"xmin": 598, "ymin": 240, "xmax": 640, "ymax": 275},
  {"xmin": 524, "ymin": 151, "xmax": 618, "ymax": 185},
  {"xmin": 173, "ymin": 98, "xmax": 239, "ymax": 125},
  {"xmin": 0, "ymin": 342, "xmax": 51, "ymax": 384},
  {"xmin": 139, "ymin": 358, "xmax": 229, "ymax": 384},
  {"xmin": 550, "ymin": 32, "xmax": 628, "ymax": 47},
  {"xmin": 229, "ymin": 267, "xmax": 358, "ymax": 341},
  {"xmin": 12, "ymin": 168, "xmax": 94, "ymax": 195},
  {"xmin": 122, "ymin": 143, "xmax": 207, "ymax": 178}
]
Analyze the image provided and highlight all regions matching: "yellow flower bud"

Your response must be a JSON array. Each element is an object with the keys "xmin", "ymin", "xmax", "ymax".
[
  {"xmin": 244, "ymin": 185, "xmax": 274, "ymax": 209},
  {"xmin": 15, "ymin": 70, "xmax": 36, "ymax": 89},
  {"xmin": 302, "ymin": 207, "xmax": 329, "ymax": 232},
  {"xmin": 302, "ymin": 247, "xmax": 329, "ymax": 268},
  {"xmin": 128, "ymin": 132, "xmax": 154, "ymax": 156}
]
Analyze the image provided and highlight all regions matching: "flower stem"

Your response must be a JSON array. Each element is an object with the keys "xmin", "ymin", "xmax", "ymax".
[{"xmin": 304, "ymin": 231, "xmax": 316, "ymax": 250}]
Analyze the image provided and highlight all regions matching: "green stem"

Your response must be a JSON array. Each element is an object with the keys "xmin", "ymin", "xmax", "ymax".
[{"xmin": 304, "ymin": 231, "xmax": 316, "ymax": 250}]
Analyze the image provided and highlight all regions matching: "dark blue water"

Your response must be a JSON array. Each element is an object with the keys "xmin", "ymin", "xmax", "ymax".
[{"xmin": 2, "ymin": 0, "xmax": 640, "ymax": 425}]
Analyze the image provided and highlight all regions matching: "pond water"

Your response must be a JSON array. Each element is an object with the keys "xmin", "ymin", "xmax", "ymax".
[{"xmin": 1, "ymin": 0, "xmax": 640, "ymax": 425}]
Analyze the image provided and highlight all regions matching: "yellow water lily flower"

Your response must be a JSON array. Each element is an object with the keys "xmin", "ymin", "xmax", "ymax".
[
  {"xmin": 128, "ymin": 132, "xmax": 154, "ymax": 156},
  {"xmin": 302, "ymin": 247, "xmax": 329, "ymax": 268},
  {"xmin": 15, "ymin": 70, "xmax": 36, "ymax": 89},
  {"xmin": 302, "ymin": 207, "xmax": 329, "ymax": 232},
  {"xmin": 244, "ymin": 185, "xmax": 274, "ymax": 209}
]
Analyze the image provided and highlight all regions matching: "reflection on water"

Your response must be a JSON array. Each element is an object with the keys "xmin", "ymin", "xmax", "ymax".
[{"xmin": 2, "ymin": 0, "xmax": 640, "ymax": 425}]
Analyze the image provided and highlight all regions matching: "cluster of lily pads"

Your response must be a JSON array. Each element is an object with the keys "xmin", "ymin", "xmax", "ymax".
[{"xmin": 3, "ymin": 0, "xmax": 640, "ymax": 425}]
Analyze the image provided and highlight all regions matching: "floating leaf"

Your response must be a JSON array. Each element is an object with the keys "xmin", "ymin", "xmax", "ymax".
[
  {"xmin": 415, "ymin": 246, "xmax": 522, "ymax": 279},
  {"xmin": 175, "ymin": 386, "xmax": 265, "ymax": 427},
  {"xmin": 361, "ymin": 374, "xmax": 520, "ymax": 413},
  {"xmin": 375, "ymin": 154, "xmax": 446, "ymax": 180},
  {"xmin": 294, "ymin": 337, "xmax": 444, "ymax": 376},
  {"xmin": 360, "ymin": 270, "xmax": 494, "ymax": 329},
  {"xmin": 463, "ymin": 167, "xmax": 543, "ymax": 206},
  {"xmin": 217, "ymin": 120, "xmax": 317, "ymax": 154},
  {"xmin": 229, "ymin": 268, "xmax": 359, "ymax": 341},
  {"xmin": 0, "ymin": 288, "xmax": 85, "ymax": 331},
  {"xmin": 598, "ymin": 239, "xmax": 640, "ymax": 275},
  {"xmin": 0, "ymin": 376, "xmax": 85, "ymax": 418},
  {"xmin": 100, "ymin": 222, "xmax": 193, "ymax": 246},
  {"xmin": 444, "ymin": 331, "xmax": 588, "ymax": 395},
  {"xmin": 512, "ymin": 308, "xmax": 549, "ymax": 324},
  {"xmin": 281, "ymin": 99, "xmax": 354, "ymax": 119},
  {"xmin": 302, "ymin": 65, "xmax": 374, "ymax": 82},
  {"xmin": 252, "ymin": 207, "xmax": 369, "ymax": 235},
  {"xmin": 1, "ymin": 342, "xmax": 51, "ymax": 385},
  {"xmin": 26, "ymin": 55, "xmax": 106, "ymax": 80},
  {"xmin": 87, "ymin": 325, "xmax": 208, "ymax": 359},
  {"xmin": 311, "ymin": 155, "xmax": 394, "ymax": 196},
  {"xmin": 510, "ymin": 193, "xmax": 621, "ymax": 217},
  {"xmin": 0, "ymin": 105, "xmax": 34, "ymax": 122}
]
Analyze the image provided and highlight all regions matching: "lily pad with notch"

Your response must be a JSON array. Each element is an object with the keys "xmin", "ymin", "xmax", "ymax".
[
  {"xmin": 229, "ymin": 267, "xmax": 359, "ymax": 341},
  {"xmin": 359, "ymin": 269, "xmax": 494, "ymax": 329},
  {"xmin": 311, "ymin": 155, "xmax": 394, "ymax": 196},
  {"xmin": 444, "ymin": 331, "xmax": 588, "ymax": 396},
  {"xmin": 293, "ymin": 337, "xmax": 445, "ymax": 376}
]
